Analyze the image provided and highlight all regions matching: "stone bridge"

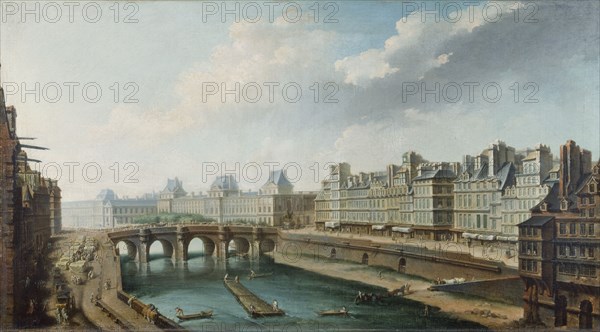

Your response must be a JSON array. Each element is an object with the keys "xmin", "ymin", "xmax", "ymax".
[{"xmin": 107, "ymin": 225, "xmax": 278, "ymax": 263}]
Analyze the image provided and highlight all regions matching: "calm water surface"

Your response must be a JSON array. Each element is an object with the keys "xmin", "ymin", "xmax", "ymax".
[{"xmin": 120, "ymin": 251, "xmax": 485, "ymax": 331}]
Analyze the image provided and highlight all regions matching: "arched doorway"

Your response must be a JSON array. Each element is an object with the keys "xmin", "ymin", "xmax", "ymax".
[
  {"xmin": 361, "ymin": 253, "xmax": 369, "ymax": 265},
  {"xmin": 398, "ymin": 257, "xmax": 407, "ymax": 273},
  {"xmin": 579, "ymin": 300, "xmax": 593, "ymax": 329},
  {"xmin": 555, "ymin": 295, "xmax": 567, "ymax": 327},
  {"xmin": 329, "ymin": 248, "xmax": 336, "ymax": 259}
]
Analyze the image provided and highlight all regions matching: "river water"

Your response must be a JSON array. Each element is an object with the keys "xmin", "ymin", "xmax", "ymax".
[{"xmin": 120, "ymin": 250, "xmax": 485, "ymax": 331}]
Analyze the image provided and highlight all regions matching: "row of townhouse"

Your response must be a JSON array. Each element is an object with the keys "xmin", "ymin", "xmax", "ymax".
[
  {"xmin": 314, "ymin": 140, "xmax": 587, "ymax": 247},
  {"xmin": 519, "ymin": 141, "xmax": 599, "ymax": 329}
]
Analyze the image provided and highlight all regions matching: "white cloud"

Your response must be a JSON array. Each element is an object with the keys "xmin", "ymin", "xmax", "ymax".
[
  {"xmin": 92, "ymin": 19, "xmax": 341, "ymax": 146},
  {"xmin": 334, "ymin": 3, "xmax": 524, "ymax": 87}
]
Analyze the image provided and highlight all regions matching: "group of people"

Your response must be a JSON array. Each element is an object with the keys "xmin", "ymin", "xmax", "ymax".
[
  {"xmin": 71, "ymin": 274, "xmax": 84, "ymax": 285},
  {"xmin": 104, "ymin": 279, "xmax": 112, "ymax": 290},
  {"xmin": 55, "ymin": 307, "xmax": 69, "ymax": 325},
  {"xmin": 355, "ymin": 291, "xmax": 385, "ymax": 304},
  {"xmin": 223, "ymin": 274, "xmax": 241, "ymax": 283}
]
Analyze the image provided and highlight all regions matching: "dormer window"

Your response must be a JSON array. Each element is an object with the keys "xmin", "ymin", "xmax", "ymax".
[
  {"xmin": 560, "ymin": 199, "xmax": 569, "ymax": 211},
  {"xmin": 589, "ymin": 183, "xmax": 597, "ymax": 193},
  {"xmin": 540, "ymin": 202, "xmax": 548, "ymax": 212}
]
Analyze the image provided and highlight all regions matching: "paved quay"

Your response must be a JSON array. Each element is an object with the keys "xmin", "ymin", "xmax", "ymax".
[
  {"xmin": 51, "ymin": 230, "xmax": 161, "ymax": 331},
  {"xmin": 285, "ymin": 227, "xmax": 519, "ymax": 268}
]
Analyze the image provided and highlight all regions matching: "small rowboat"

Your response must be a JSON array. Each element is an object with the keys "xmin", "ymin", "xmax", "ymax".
[
  {"xmin": 247, "ymin": 272, "xmax": 273, "ymax": 280},
  {"xmin": 317, "ymin": 310, "xmax": 349, "ymax": 317},
  {"xmin": 176, "ymin": 310, "xmax": 213, "ymax": 321}
]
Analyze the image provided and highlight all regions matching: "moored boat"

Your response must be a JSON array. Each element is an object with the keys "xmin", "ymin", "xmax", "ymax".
[{"xmin": 176, "ymin": 310, "xmax": 213, "ymax": 321}]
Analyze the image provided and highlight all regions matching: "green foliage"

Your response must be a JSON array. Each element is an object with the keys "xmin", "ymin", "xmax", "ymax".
[{"xmin": 132, "ymin": 213, "xmax": 214, "ymax": 224}]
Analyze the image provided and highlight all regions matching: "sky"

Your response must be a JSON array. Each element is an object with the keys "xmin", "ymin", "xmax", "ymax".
[{"xmin": 0, "ymin": 0, "xmax": 598, "ymax": 201}]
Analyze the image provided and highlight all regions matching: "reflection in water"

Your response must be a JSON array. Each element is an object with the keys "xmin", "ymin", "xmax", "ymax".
[{"xmin": 120, "ymin": 255, "xmax": 485, "ymax": 331}]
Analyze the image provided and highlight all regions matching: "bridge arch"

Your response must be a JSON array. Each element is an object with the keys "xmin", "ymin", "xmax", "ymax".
[
  {"xmin": 147, "ymin": 238, "xmax": 175, "ymax": 261},
  {"xmin": 116, "ymin": 240, "xmax": 138, "ymax": 261},
  {"xmin": 186, "ymin": 236, "xmax": 216, "ymax": 258},
  {"xmin": 228, "ymin": 237, "xmax": 251, "ymax": 256},
  {"xmin": 259, "ymin": 239, "xmax": 276, "ymax": 253}
]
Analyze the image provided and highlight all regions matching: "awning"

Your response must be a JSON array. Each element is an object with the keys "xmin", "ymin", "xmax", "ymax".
[
  {"xmin": 477, "ymin": 234, "xmax": 495, "ymax": 241},
  {"xmin": 461, "ymin": 233, "xmax": 478, "ymax": 239},
  {"xmin": 392, "ymin": 227, "xmax": 413, "ymax": 233},
  {"xmin": 372, "ymin": 225, "xmax": 386, "ymax": 230},
  {"xmin": 325, "ymin": 221, "xmax": 340, "ymax": 229}
]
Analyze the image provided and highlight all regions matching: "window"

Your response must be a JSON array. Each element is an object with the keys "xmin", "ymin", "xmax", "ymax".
[
  {"xmin": 580, "ymin": 246, "xmax": 586, "ymax": 257},
  {"xmin": 558, "ymin": 263, "xmax": 577, "ymax": 275},
  {"xmin": 477, "ymin": 215, "xmax": 481, "ymax": 228},
  {"xmin": 570, "ymin": 223, "xmax": 576, "ymax": 235},
  {"xmin": 483, "ymin": 215, "xmax": 488, "ymax": 229},
  {"xmin": 559, "ymin": 245, "xmax": 566, "ymax": 256},
  {"xmin": 589, "ymin": 224, "xmax": 595, "ymax": 236},
  {"xmin": 569, "ymin": 245, "xmax": 576, "ymax": 257},
  {"xmin": 580, "ymin": 265, "xmax": 596, "ymax": 277},
  {"xmin": 580, "ymin": 223, "xmax": 587, "ymax": 236},
  {"xmin": 521, "ymin": 259, "xmax": 538, "ymax": 273},
  {"xmin": 560, "ymin": 223, "xmax": 567, "ymax": 235},
  {"xmin": 589, "ymin": 247, "xmax": 594, "ymax": 258}
]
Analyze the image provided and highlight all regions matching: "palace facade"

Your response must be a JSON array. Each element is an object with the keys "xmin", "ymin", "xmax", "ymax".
[
  {"xmin": 62, "ymin": 189, "xmax": 157, "ymax": 229},
  {"xmin": 158, "ymin": 170, "xmax": 316, "ymax": 227}
]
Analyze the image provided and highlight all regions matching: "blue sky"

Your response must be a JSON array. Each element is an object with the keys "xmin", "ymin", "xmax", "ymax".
[{"xmin": 1, "ymin": 1, "xmax": 598, "ymax": 200}]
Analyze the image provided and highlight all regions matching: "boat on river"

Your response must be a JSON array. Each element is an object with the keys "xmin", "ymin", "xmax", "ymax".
[
  {"xmin": 176, "ymin": 309, "xmax": 213, "ymax": 321},
  {"xmin": 317, "ymin": 309, "xmax": 349, "ymax": 317},
  {"xmin": 247, "ymin": 272, "xmax": 273, "ymax": 280}
]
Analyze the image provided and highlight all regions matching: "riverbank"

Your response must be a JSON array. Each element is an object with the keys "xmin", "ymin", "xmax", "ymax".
[
  {"xmin": 269, "ymin": 252, "xmax": 522, "ymax": 330},
  {"xmin": 49, "ymin": 230, "xmax": 160, "ymax": 331}
]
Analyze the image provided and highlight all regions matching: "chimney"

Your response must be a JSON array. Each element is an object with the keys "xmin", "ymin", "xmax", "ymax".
[{"xmin": 559, "ymin": 140, "xmax": 592, "ymax": 197}]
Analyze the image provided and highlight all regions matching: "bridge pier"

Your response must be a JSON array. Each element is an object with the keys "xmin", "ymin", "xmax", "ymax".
[
  {"xmin": 249, "ymin": 240, "xmax": 261, "ymax": 259},
  {"xmin": 138, "ymin": 229, "xmax": 150, "ymax": 264},
  {"xmin": 176, "ymin": 226, "xmax": 188, "ymax": 262},
  {"xmin": 216, "ymin": 226, "xmax": 231, "ymax": 260},
  {"xmin": 216, "ymin": 240, "xmax": 229, "ymax": 259}
]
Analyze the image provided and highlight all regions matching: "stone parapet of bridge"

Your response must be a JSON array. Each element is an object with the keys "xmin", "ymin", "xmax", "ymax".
[{"xmin": 108, "ymin": 225, "xmax": 278, "ymax": 263}]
